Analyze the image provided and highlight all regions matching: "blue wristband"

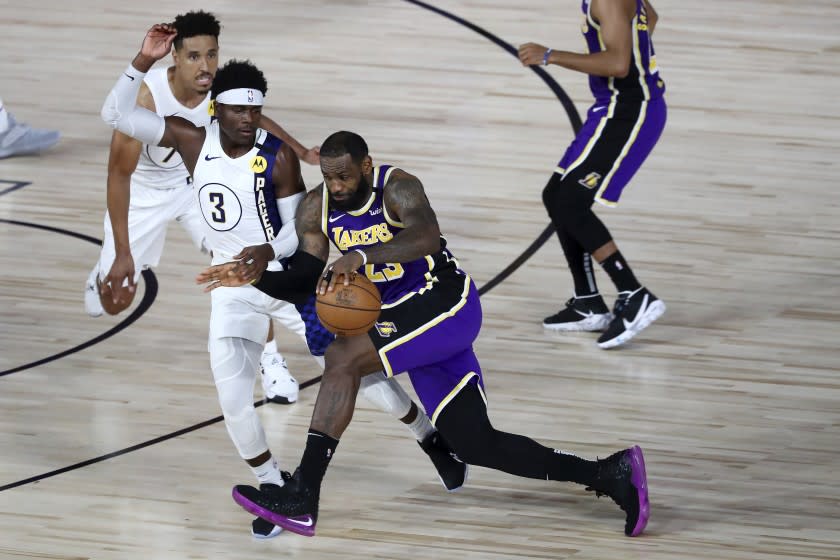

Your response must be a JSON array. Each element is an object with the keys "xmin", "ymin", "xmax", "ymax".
[{"xmin": 542, "ymin": 48, "xmax": 553, "ymax": 66}]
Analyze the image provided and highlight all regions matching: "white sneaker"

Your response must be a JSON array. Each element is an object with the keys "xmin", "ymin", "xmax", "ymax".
[
  {"xmin": 85, "ymin": 266, "xmax": 104, "ymax": 317},
  {"xmin": 0, "ymin": 114, "xmax": 60, "ymax": 159},
  {"xmin": 260, "ymin": 353, "xmax": 298, "ymax": 404}
]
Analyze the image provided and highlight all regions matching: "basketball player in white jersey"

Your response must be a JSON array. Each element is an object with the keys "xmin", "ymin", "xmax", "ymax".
[
  {"xmin": 84, "ymin": 11, "xmax": 317, "ymax": 404},
  {"xmin": 101, "ymin": 23, "xmax": 467, "ymax": 538}
]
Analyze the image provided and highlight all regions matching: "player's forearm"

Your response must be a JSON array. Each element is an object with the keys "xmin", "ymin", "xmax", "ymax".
[
  {"xmin": 259, "ymin": 116, "xmax": 309, "ymax": 161},
  {"xmin": 101, "ymin": 62, "xmax": 165, "ymax": 146},
  {"xmin": 106, "ymin": 174, "xmax": 132, "ymax": 253},
  {"xmin": 548, "ymin": 49, "xmax": 630, "ymax": 79},
  {"xmin": 361, "ymin": 224, "xmax": 441, "ymax": 265},
  {"xmin": 253, "ymin": 250, "xmax": 325, "ymax": 304}
]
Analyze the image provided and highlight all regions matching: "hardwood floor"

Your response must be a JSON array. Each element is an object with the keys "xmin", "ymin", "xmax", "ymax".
[{"xmin": 1, "ymin": 1, "xmax": 838, "ymax": 558}]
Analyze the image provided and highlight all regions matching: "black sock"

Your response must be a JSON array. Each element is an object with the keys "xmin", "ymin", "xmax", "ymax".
[
  {"xmin": 600, "ymin": 251, "xmax": 641, "ymax": 293},
  {"xmin": 545, "ymin": 449, "xmax": 598, "ymax": 486},
  {"xmin": 299, "ymin": 429, "xmax": 339, "ymax": 491},
  {"xmin": 556, "ymin": 227, "xmax": 599, "ymax": 297}
]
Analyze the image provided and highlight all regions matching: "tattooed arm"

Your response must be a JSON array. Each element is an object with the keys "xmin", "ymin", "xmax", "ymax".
[{"xmin": 367, "ymin": 169, "xmax": 442, "ymax": 263}]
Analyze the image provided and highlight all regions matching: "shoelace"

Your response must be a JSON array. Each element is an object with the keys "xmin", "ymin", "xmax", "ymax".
[{"xmin": 612, "ymin": 296, "xmax": 629, "ymax": 316}]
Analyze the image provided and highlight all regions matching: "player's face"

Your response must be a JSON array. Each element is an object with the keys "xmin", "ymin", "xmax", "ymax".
[
  {"xmin": 172, "ymin": 35, "xmax": 219, "ymax": 94},
  {"xmin": 321, "ymin": 154, "xmax": 373, "ymax": 212},
  {"xmin": 216, "ymin": 103, "xmax": 263, "ymax": 145}
]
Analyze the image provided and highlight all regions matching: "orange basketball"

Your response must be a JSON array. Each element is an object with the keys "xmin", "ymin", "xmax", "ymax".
[{"xmin": 315, "ymin": 273, "xmax": 382, "ymax": 336}]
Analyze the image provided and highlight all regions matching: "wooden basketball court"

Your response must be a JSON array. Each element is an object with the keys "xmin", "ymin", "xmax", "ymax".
[{"xmin": 1, "ymin": 1, "xmax": 838, "ymax": 558}]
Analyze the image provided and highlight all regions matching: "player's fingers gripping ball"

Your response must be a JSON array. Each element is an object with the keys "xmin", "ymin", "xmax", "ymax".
[{"xmin": 316, "ymin": 273, "xmax": 381, "ymax": 336}]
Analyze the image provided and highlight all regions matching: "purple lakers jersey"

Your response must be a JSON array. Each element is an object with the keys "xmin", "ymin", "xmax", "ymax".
[
  {"xmin": 321, "ymin": 165, "xmax": 454, "ymax": 305},
  {"xmin": 581, "ymin": 0, "xmax": 665, "ymax": 104}
]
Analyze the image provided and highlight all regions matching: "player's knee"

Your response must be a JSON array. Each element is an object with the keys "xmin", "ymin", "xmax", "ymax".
[
  {"xmin": 323, "ymin": 337, "xmax": 370, "ymax": 380},
  {"xmin": 358, "ymin": 372, "xmax": 412, "ymax": 419},
  {"xmin": 223, "ymin": 404, "xmax": 269, "ymax": 460},
  {"xmin": 442, "ymin": 424, "xmax": 498, "ymax": 467},
  {"xmin": 543, "ymin": 177, "xmax": 586, "ymax": 227}
]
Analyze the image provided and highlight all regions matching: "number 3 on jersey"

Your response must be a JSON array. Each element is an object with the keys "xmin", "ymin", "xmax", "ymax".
[
  {"xmin": 364, "ymin": 262, "xmax": 404, "ymax": 282},
  {"xmin": 209, "ymin": 192, "xmax": 225, "ymax": 223},
  {"xmin": 198, "ymin": 183, "xmax": 243, "ymax": 231}
]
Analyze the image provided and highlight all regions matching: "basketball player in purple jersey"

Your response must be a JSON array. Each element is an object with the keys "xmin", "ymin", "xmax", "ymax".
[
  {"xmin": 519, "ymin": 0, "xmax": 666, "ymax": 349},
  {"xmin": 200, "ymin": 131, "xmax": 650, "ymax": 537},
  {"xmin": 102, "ymin": 25, "xmax": 466, "ymax": 539}
]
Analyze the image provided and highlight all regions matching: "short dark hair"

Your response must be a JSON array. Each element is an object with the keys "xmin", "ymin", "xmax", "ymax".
[
  {"xmin": 320, "ymin": 131, "xmax": 369, "ymax": 164},
  {"xmin": 211, "ymin": 60, "xmax": 268, "ymax": 100},
  {"xmin": 172, "ymin": 10, "xmax": 221, "ymax": 50}
]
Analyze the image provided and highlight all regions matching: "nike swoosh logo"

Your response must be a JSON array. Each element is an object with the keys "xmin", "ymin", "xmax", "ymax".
[
  {"xmin": 592, "ymin": 106, "xmax": 606, "ymax": 113},
  {"xmin": 204, "ymin": 154, "xmax": 221, "ymax": 161},
  {"xmin": 328, "ymin": 214, "xmax": 345, "ymax": 223},
  {"xmin": 285, "ymin": 516, "xmax": 314, "ymax": 527},
  {"xmin": 574, "ymin": 309, "xmax": 596, "ymax": 319},
  {"xmin": 123, "ymin": 73, "xmax": 135, "ymax": 81},
  {"xmin": 622, "ymin": 294, "xmax": 649, "ymax": 330}
]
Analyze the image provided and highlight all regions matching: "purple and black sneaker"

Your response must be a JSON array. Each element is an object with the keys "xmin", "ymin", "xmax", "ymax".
[{"xmin": 587, "ymin": 445, "xmax": 650, "ymax": 537}]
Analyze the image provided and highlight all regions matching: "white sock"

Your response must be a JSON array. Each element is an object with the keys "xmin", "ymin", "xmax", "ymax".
[
  {"xmin": 250, "ymin": 456, "xmax": 285, "ymax": 486},
  {"xmin": 408, "ymin": 410, "xmax": 435, "ymax": 442},
  {"xmin": 263, "ymin": 339, "xmax": 278, "ymax": 355},
  {"xmin": 0, "ymin": 99, "xmax": 9, "ymax": 134}
]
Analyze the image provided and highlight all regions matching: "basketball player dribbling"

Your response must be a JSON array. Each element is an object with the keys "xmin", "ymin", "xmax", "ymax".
[
  {"xmin": 518, "ymin": 0, "xmax": 667, "ymax": 349},
  {"xmin": 85, "ymin": 11, "xmax": 318, "ymax": 404},
  {"xmin": 101, "ymin": 23, "xmax": 467, "ymax": 538},
  {"xmin": 199, "ymin": 130, "xmax": 650, "ymax": 538}
]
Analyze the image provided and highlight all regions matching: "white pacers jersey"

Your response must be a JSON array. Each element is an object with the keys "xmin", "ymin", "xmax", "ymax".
[
  {"xmin": 135, "ymin": 67, "xmax": 212, "ymax": 190},
  {"xmin": 194, "ymin": 122, "xmax": 287, "ymax": 271}
]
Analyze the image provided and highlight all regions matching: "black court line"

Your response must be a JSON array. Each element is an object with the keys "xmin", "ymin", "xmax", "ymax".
[
  {"xmin": 0, "ymin": 219, "xmax": 158, "ymax": 377},
  {"xmin": 0, "ymin": 179, "xmax": 32, "ymax": 197},
  {"xmin": 0, "ymin": 376, "xmax": 324, "ymax": 493},
  {"xmin": 0, "ymin": 1, "xmax": 581, "ymax": 492}
]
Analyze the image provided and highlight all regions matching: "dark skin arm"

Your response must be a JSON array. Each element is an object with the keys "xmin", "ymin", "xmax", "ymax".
[
  {"xmin": 258, "ymin": 114, "xmax": 320, "ymax": 165},
  {"xmin": 518, "ymin": 0, "xmax": 637, "ymax": 78},
  {"xmin": 319, "ymin": 169, "xmax": 441, "ymax": 294},
  {"xmin": 642, "ymin": 0, "xmax": 658, "ymax": 34}
]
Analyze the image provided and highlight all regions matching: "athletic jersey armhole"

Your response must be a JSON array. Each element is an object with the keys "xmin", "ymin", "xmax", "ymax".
[
  {"xmin": 586, "ymin": 0, "xmax": 600, "ymax": 29},
  {"xmin": 320, "ymin": 183, "xmax": 331, "ymax": 238}
]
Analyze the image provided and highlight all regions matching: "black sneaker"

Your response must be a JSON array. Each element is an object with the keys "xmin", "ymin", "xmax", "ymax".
[
  {"xmin": 597, "ymin": 287, "xmax": 666, "ymax": 349},
  {"xmin": 418, "ymin": 431, "xmax": 468, "ymax": 492},
  {"xmin": 250, "ymin": 473, "xmax": 292, "ymax": 539},
  {"xmin": 586, "ymin": 445, "xmax": 650, "ymax": 537},
  {"xmin": 543, "ymin": 295, "xmax": 612, "ymax": 331},
  {"xmin": 234, "ymin": 469, "xmax": 318, "ymax": 537}
]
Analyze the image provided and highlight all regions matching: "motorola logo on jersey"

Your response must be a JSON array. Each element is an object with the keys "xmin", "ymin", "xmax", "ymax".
[
  {"xmin": 250, "ymin": 155, "xmax": 267, "ymax": 173},
  {"xmin": 198, "ymin": 183, "xmax": 243, "ymax": 232}
]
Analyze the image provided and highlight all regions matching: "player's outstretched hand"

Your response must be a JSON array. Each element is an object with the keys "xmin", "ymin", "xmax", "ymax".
[
  {"xmin": 196, "ymin": 262, "xmax": 253, "ymax": 292},
  {"xmin": 141, "ymin": 23, "xmax": 177, "ymax": 61},
  {"xmin": 317, "ymin": 251, "xmax": 365, "ymax": 295}
]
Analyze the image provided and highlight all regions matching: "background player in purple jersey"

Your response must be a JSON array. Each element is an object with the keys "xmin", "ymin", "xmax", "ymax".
[
  {"xmin": 518, "ymin": 0, "xmax": 666, "ymax": 349},
  {"xmin": 199, "ymin": 131, "xmax": 650, "ymax": 538}
]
